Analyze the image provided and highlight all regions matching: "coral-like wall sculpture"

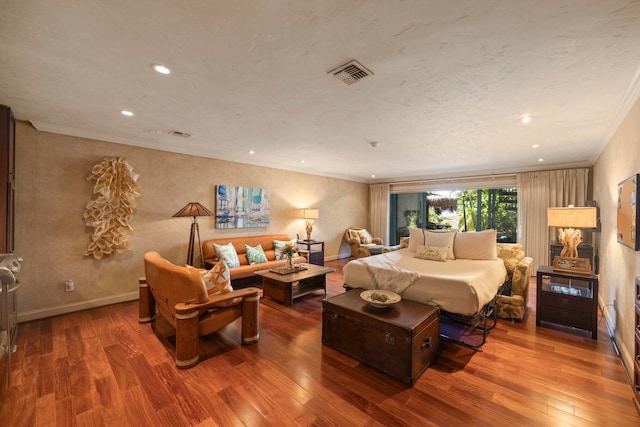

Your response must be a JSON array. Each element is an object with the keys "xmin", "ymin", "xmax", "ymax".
[{"xmin": 84, "ymin": 157, "xmax": 140, "ymax": 259}]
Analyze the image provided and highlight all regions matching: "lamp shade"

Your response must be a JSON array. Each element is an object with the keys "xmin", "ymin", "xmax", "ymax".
[
  {"xmin": 547, "ymin": 206, "xmax": 597, "ymax": 229},
  {"xmin": 301, "ymin": 208, "xmax": 319, "ymax": 220},
  {"xmin": 173, "ymin": 202, "xmax": 214, "ymax": 218}
]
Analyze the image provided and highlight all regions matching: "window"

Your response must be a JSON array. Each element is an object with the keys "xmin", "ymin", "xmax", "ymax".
[{"xmin": 389, "ymin": 188, "xmax": 517, "ymax": 244}]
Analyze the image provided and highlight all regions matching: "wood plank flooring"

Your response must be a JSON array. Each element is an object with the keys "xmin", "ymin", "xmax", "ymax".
[{"xmin": 2, "ymin": 258, "xmax": 638, "ymax": 426}]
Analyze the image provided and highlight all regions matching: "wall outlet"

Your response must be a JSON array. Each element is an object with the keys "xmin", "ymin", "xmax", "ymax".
[{"xmin": 65, "ymin": 279, "xmax": 74, "ymax": 292}]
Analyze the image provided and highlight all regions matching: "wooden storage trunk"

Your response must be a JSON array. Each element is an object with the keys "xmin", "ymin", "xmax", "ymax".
[{"xmin": 322, "ymin": 290, "xmax": 440, "ymax": 386}]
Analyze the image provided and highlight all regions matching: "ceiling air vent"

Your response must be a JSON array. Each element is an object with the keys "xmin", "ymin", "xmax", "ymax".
[
  {"xmin": 329, "ymin": 60, "xmax": 373, "ymax": 85},
  {"xmin": 169, "ymin": 130, "xmax": 192, "ymax": 138}
]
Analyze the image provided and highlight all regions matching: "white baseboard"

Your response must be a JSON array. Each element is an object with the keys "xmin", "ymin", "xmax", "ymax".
[
  {"xmin": 18, "ymin": 291, "xmax": 139, "ymax": 323},
  {"xmin": 599, "ymin": 294, "xmax": 633, "ymax": 381}
]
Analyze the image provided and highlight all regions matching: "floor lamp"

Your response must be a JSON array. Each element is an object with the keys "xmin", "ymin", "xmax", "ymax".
[{"xmin": 173, "ymin": 202, "xmax": 214, "ymax": 267}]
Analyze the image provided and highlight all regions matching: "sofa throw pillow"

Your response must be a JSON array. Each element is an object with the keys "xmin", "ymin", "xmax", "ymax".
[
  {"xmin": 273, "ymin": 239, "xmax": 299, "ymax": 260},
  {"xmin": 245, "ymin": 244, "xmax": 268, "ymax": 265},
  {"xmin": 357, "ymin": 229, "xmax": 373, "ymax": 244},
  {"xmin": 424, "ymin": 230, "xmax": 456, "ymax": 260},
  {"xmin": 454, "ymin": 229, "xmax": 497, "ymax": 260},
  {"xmin": 201, "ymin": 260, "xmax": 234, "ymax": 294},
  {"xmin": 408, "ymin": 228, "xmax": 425, "ymax": 252},
  {"xmin": 415, "ymin": 245, "xmax": 448, "ymax": 262},
  {"xmin": 213, "ymin": 242, "xmax": 240, "ymax": 268}
]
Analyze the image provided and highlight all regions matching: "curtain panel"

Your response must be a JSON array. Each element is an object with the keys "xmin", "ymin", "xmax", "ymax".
[
  {"xmin": 369, "ymin": 183, "xmax": 390, "ymax": 244},
  {"xmin": 517, "ymin": 168, "xmax": 589, "ymax": 274}
]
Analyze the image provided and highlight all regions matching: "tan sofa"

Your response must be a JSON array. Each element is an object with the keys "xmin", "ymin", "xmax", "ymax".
[
  {"xmin": 201, "ymin": 234, "xmax": 306, "ymax": 285},
  {"xmin": 495, "ymin": 243, "xmax": 533, "ymax": 321}
]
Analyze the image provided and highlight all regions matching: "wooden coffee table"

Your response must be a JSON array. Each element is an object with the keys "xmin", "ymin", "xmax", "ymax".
[{"xmin": 255, "ymin": 264, "xmax": 335, "ymax": 306}]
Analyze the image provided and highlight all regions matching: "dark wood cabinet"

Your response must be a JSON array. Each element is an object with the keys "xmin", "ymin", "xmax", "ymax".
[
  {"xmin": 297, "ymin": 240, "xmax": 324, "ymax": 266},
  {"xmin": 536, "ymin": 265, "xmax": 598, "ymax": 339},
  {"xmin": 0, "ymin": 105, "xmax": 15, "ymax": 254}
]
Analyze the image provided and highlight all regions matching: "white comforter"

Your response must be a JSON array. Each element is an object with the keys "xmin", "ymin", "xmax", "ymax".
[{"xmin": 342, "ymin": 248, "xmax": 507, "ymax": 316}]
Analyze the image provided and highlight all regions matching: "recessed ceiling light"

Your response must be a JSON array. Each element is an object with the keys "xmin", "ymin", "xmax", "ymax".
[
  {"xmin": 248, "ymin": 150, "xmax": 255, "ymax": 155},
  {"xmin": 371, "ymin": 174, "xmax": 376, "ymax": 178},
  {"xmin": 519, "ymin": 116, "xmax": 532, "ymax": 124},
  {"xmin": 538, "ymin": 158, "xmax": 544, "ymax": 162},
  {"xmin": 121, "ymin": 110, "xmax": 134, "ymax": 117},
  {"xmin": 153, "ymin": 64, "xmax": 171, "ymax": 75},
  {"xmin": 532, "ymin": 144, "xmax": 540, "ymax": 148},
  {"xmin": 301, "ymin": 160, "xmax": 305, "ymax": 164}
]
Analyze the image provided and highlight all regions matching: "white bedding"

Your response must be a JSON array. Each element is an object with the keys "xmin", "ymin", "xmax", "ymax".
[{"xmin": 342, "ymin": 248, "xmax": 507, "ymax": 316}]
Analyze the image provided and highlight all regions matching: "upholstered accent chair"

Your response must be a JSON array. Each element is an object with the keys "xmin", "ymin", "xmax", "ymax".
[
  {"xmin": 140, "ymin": 251, "xmax": 260, "ymax": 368},
  {"xmin": 495, "ymin": 244, "xmax": 533, "ymax": 321},
  {"xmin": 345, "ymin": 227, "xmax": 386, "ymax": 258}
]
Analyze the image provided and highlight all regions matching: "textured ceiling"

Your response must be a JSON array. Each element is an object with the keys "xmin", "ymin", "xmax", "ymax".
[{"xmin": 1, "ymin": 1, "xmax": 640, "ymax": 182}]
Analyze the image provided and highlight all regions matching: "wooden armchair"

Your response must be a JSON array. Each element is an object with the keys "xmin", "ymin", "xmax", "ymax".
[
  {"xmin": 140, "ymin": 251, "xmax": 259, "ymax": 368},
  {"xmin": 345, "ymin": 227, "xmax": 384, "ymax": 258}
]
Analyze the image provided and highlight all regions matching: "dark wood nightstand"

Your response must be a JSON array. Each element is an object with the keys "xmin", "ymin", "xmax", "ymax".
[
  {"xmin": 536, "ymin": 265, "xmax": 598, "ymax": 339},
  {"xmin": 297, "ymin": 240, "xmax": 324, "ymax": 266}
]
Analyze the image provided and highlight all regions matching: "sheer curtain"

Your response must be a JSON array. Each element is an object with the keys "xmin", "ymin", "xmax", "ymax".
[
  {"xmin": 517, "ymin": 168, "xmax": 589, "ymax": 274},
  {"xmin": 369, "ymin": 184, "xmax": 390, "ymax": 244}
]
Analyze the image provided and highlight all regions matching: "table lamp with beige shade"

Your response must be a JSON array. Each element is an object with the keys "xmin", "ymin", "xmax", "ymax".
[{"xmin": 547, "ymin": 205, "xmax": 598, "ymax": 273}]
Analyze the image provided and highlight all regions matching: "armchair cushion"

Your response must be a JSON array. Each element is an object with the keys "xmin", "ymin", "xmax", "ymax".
[{"xmin": 201, "ymin": 260, "xmax": 234, "ymax": 294}]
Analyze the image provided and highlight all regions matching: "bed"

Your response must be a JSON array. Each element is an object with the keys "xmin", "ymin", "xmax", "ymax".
[
  {"xmin": 342, "ymin": 229, "xmax": 509, "ymax": 349},
  {"xmin": 342, "ymin": 248, "xmax": 507, "ymax": 316}
]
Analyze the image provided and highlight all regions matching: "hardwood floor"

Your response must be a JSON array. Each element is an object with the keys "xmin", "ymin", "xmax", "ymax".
[{"xmin": 2, "ymin": 258, "xmax": 638, "ymax": 426}]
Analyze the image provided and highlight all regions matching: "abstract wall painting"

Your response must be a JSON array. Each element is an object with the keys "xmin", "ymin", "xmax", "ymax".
[{"xmin": 215, "ymin": 185, "xmax": 270, "ymax": 228}]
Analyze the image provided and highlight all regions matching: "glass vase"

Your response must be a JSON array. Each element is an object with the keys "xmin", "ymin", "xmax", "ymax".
[{"xmin": 285, "ymin": 254, "xmax": 293, "ymax": 270}]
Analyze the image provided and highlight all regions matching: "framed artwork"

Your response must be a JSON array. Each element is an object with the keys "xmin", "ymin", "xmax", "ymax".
[
  {"xmin": 617, "ymin": 173, "xmax": 639, "ymax": 250},
  {"xmin": 215, "ymin": 185, "xmax": 270, "ymax": 228}
]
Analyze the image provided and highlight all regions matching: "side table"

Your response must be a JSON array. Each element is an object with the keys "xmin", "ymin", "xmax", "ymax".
[
  {"xmin": 297, "ymin": 240, "xmax": 324, "ymax": 266},
  {"xmin": 536, "ymin": 265, "xmax": 598, "ymax": 339}
]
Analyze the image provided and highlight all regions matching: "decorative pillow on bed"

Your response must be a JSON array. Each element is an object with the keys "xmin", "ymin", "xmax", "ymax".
[
  {"xmin": 424, "ymin": 230, "xmax": 456, "ymax": 260},
  {"xmin": 273, "ymin": 239, "xmax": 299, "ymax": 260},
  {"xmin": 201, "ymin": 260, "xmax": 234, "ymax": 294},
  {"xmin": 213, "ymin": 242, "xmax": 240, "ymax": 268},
  {"xmin": 454, "ymin": 229, "xmax": 497, "ymax": 260},
  {"xmin": 415, "ymin": 245, "xmax": 448, "ymax": 262},
  {"xmin": 245, "ymin": 244, "xmax": 268, "ymax": 265}
]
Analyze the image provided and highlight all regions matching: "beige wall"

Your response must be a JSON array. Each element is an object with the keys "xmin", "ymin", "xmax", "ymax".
[
  {"xmin": 593, "ymin": 97, "xmax": 640, "ymax": 376},
  {"xmin": 14, "ymin": 122, "xmax": 369, "ymax": 321}
]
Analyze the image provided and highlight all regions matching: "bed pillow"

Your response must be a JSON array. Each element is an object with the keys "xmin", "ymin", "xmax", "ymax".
[
  {"xmin": 408, "ymin": 228, "xmax": 426, "ymax": 252},
  {"xmin": 213, "ymin": 242, "xmax": 240, "ymax": 268},
  {"xmin": 273, "ymin": 239, "xmax": 299, "ymax": 260},
  {"xmin": 424, "ymin": 230, "xmax": 456, "ymax": 260},
  {"xmin": 454, "ymin": 229, "xmax": 497, "ymax": 260},
  {"xmin": 245, "ymin": 244, "xmax": 268, "ymax": 265},
  {"xmin": 415, "ymin": 245, "xmax": 448, "ymax": 262}
]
